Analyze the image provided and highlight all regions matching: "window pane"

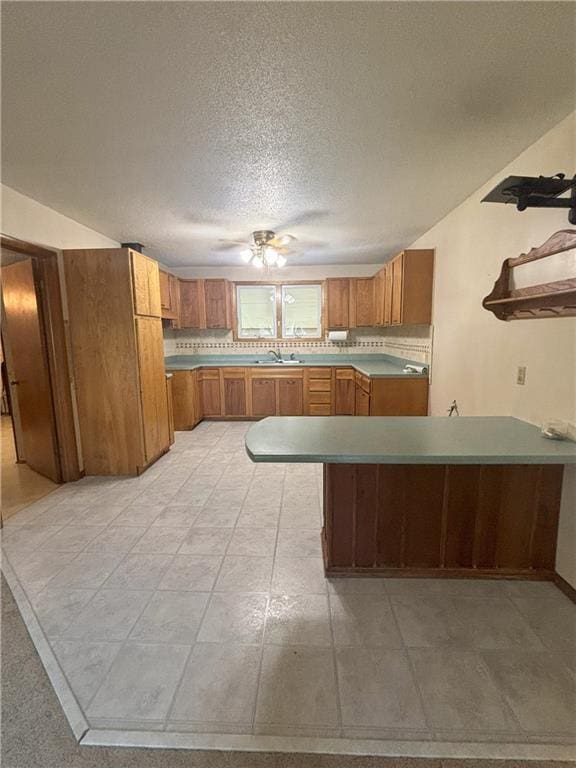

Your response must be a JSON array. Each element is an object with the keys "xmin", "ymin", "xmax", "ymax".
[
  {"xmin": 282, "ymin": 284, "xmax": 322, "ymax": 338},
  {"xmin": 236, "ymin": 285, "xmax": 277, "ymax": 338}
]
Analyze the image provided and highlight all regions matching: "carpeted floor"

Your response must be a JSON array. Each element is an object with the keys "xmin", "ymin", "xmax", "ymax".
[{"xmin": 1, "ymin": 574, "xmax": 572, "ymax": 768}]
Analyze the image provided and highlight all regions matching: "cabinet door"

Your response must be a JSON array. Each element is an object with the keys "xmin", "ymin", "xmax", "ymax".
[
  {"xmin": 199, "ymin": 376, "xmax": 221, "ymax": 416},
  {"xmin": 159, "ymin": 270, "xmax": 171, "ymax": 310},
  {"xmin": 223, "ymin": 378, "xmax": 247, "ymax": 416},
  {"xmin": 384, "ymin": 263, "xmax": 393, "ymax": 325},
  {"xmin": 278, "ymin": 378, "xmax": 303, "ymax": 415},
  {"xmin": 391, "ymin": 255, "xmax": 404, "ymax": 325},
  {"xmin": 204, "ymin": 279, "xmax": 230, "ymax": 329},
  {"xmin": 374, "ymin": 270, "xmax": 385, "ymax": 326},
  {"xmin": 334, "ymin": 371, "xmax": 355, "ymax": 415},
  {"xmin": 370, "ymin": 378, "xmax": 429, "ymax": 416},
  {"xmin": 135, "ymin": 316, "xmax": 170, "ymax": 463},
  {"xmin": 326, "ymin": 278, "xmax": 350, "ymax": 328},
  {"xmin": 146, "ymin": 259, "xmax": 162, "ymax": 317},
  {"xmin": 132, "ymin": 251, "xmax": 151, "ymax": 315},
  {"xmin": 251, "ymin": 378, "xmax": 276, "ymax": 417},
  {"xmin": 353, "ymin": 278, "xmax": 375, "ymax": 327},
  {"xmin": 171, "ymin": 370, "xmax": 200, "ymax": 429},
  {"xmin": 179, "ymin": 280, "xmax": 205, "ymax": 328},
  {"xmin": 166, "ymin": 376, "xmax": 175, "ymax": 445},
  {"xmin": 355, "ymin": 385, "xmax": 370, "ymax": 416}
]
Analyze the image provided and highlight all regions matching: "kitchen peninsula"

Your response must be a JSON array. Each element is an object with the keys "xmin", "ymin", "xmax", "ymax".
[{"xmin": 246, "ymin": 416, "xmax": 576, "ymax": 582}]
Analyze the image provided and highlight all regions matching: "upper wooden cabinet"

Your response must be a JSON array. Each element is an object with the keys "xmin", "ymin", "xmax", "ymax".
[
  {"xmin": 62, "ymin": 248, "xmax": 170, "ymax": 475},
  {"xmin": 204, "ymin": 279, "xmax": 231, "ymax": 329},
  {"xmin": 326, "ymin": 278, "xmax": 351, "ymax": 329},
  {"xmin": 131, "ymin": 251, "xmax": 161, "ymax": 317},
  {"xmin": 159, "ymin": 269, "xmax": 180, "ymax": 322},
  {"xmin": 389, "ymin": 249, "xmax": 434, "ymax": 325},
  {"xmin": 351, "ymin": 278, "xmax": 375, "ymax": 327},
  {"xmin": 178, "ymin": 278, "xmax": 232, "ymax": 330}
]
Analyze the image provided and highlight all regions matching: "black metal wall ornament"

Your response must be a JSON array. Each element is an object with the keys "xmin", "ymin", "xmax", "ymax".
[{"xmin": 482, "ymin": 173, "xmax": 576, "ymax": 225}]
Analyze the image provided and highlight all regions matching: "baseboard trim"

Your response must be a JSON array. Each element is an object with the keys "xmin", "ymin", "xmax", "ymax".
[{"xmin": 553, "ymin": 571, "xmax": 576, "ymax": 604}]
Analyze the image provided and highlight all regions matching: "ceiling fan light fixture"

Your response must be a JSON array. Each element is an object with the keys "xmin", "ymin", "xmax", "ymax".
[
  {"xmin": 252, "ymin": 254, "xmax": 264, "ymax": 269},
  {"xmin": 240, "ymin": 248, "xmax": 253, "ymax": 263},
  {"xmin": 264, "ymin": 246, "xmax": 278, "ymax": 265},
  {"xmin": 276, "ymin": 254, "xmax": 287, "ymax": 268},
  {"xmin": 277, "ymin": 234, "xmax": 295, "ymax": 246}
]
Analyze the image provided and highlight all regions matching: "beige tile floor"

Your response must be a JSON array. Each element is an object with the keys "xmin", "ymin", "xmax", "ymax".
[
  {"xmin": 1, "ymin": 415, "xmax": 58, "ymax": 521},
  {"xmin": 2, "ymin": 421, "xmax": 576, "ymax": 751}
]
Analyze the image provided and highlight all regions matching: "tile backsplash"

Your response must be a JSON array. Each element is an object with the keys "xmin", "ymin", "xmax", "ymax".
[{"xmin": 164, "ymin": 326, "xmax": 432, "ymax": 364}]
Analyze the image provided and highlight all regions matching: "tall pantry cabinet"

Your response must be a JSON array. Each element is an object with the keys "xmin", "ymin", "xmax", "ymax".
[{"xmin": 63, "ymin": 248, "xmax": 170, "ymax": 475}]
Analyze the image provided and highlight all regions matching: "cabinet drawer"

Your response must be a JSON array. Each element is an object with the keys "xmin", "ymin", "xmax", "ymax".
[
  {"xmin": 221, "ymin": 367, "xmax": 246, "ymax": 378},
  {"xmin": 354, "ymin": 371, "xmax": 371, "ymax": 392},
  {"xmin": 308, "ymin": 379, "xmax": 332, "ymax": 392},
  {"xmin": 335, "ymin": 368, "xmax": 354, "ymax": 380},
  {"xmin": 308, "ymin": 391, "xmax": 332, "ymax": 405},
  {"xmin": 309, "ymin": 404, "xmax": 331, "ymax": 416},
  {"xmin": 307, "ymin": 368, "xmax": 332, "ymax": 378},
  {"xmin": 198, "ymin": 368, "xmax": 220, "ymax": 380}
]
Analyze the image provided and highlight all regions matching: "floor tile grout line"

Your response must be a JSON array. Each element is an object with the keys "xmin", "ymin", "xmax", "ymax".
[{"xmin": 248, "ymin": 462, "xmax": 285, "ymax": 732}]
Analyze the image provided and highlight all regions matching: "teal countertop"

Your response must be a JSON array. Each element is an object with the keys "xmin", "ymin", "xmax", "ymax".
[
  {"xmin": 245, "ymin": 416, "xmax": 576, "ymax": 464},
  {"xmin": 164, "ymin": 354, "xmax": 427, "ymax": 378}
]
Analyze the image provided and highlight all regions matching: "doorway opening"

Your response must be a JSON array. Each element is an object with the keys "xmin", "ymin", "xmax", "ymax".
[{"xmin": 1, "ymin": 236, "xmax": 81, "ymax": 523}]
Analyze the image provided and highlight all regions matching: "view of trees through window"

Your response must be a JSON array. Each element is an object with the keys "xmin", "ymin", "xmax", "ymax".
[{"xmin": 235, "ymin": 283, "xmax": 322, "ymax": 339}]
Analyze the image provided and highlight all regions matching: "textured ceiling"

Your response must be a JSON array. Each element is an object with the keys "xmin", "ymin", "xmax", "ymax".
[{"xmin": 2, "ymin": 2, "xmax": 575, "ymax": 267}]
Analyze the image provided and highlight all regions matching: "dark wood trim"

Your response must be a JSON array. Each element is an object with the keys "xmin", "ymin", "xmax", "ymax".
[
  {"xmin": 323, "ymin": 463, "xmax": 564, "ymax": 577},
  {"xmin": 553, "ymin": 571, "xmax": 576, "ymax": 604}
]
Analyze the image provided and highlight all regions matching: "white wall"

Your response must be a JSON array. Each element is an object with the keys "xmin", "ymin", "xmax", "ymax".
[
  {"xmin": 410, "ymin": 111, "xmax": 576, "ymax": 587},
  {"xmin": 1, "ymin": 185, "xmax": 119, "ymax": 250}
]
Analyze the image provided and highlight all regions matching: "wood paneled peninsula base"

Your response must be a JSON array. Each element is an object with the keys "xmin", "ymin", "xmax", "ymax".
[{"xmin": 246, "ymin": 416, "xmax": 576, "ymax": 581}]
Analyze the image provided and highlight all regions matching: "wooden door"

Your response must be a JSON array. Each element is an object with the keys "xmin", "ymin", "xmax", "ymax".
[
  {"xmin": 223, "ymin": 377, "xmax": 247, "ymax": 416},
  {"xmin": 1, "ymin": 259, "xmax": 60, "ymax": 481},
  {"xmin": 384, "ymin": 263, "xmax": 393, "ymax": 325},
  {"xmin": 334, "ymin": 370, "xmax": 355, "ymax": 415},
  {"xmin": 326, "ymin": 278, "xmax": 350, "ymax": 328},
  {"xmin": 135, "ymin": 316, "xmax": 170, "ymax": 464},
  {"xmin": 278, "ymin": 378, "xmax": 303, "ymax": 415},
  {"xmin": 179, "ymin": 280, "xmax": 205, "ymax": 328},
  {"xmin": 204, "ymin": 279, "xmax": 230, "ymax": 329},
  {"xmin": 251, "ymin": 378, "xmax": 276, "ymax": 416},
  {"xmin": 170, "ymin": 370, "xmax": 200, "ymax": 429},
  {"xmin": 391, "ymin": 254, "xmax": 404, "ymax": 325},
  {"xmin": 353, "ymin": 278, "xmax": 375, "ymax": 327}
]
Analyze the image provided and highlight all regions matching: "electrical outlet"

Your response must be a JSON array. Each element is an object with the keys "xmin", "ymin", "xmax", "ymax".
[{"xmin": 517, "ymin": 366, "xmax": 527, "ymax": 385}]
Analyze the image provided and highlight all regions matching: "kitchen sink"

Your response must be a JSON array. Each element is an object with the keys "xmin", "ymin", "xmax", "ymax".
[{"xmin": 253, "ymin": 359, "xmax": 303, "ymax": 365}]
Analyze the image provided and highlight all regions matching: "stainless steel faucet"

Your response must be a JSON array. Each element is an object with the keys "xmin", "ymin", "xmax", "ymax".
[{"xmin": 268, "ymin": 348, "xmax": 282, "ymax": 362}]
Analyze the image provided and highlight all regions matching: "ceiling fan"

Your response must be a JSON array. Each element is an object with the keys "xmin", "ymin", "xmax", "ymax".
[{"xmin": 219, "ymin": 229, "xmax": 297, "ymax": 269}]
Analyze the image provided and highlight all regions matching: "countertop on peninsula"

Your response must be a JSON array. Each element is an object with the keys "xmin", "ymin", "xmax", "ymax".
[
  {"xmin": 164, "ymin": 354, "xmax": 427, "ymax": 378},
  {"xmin": 244, "ymin": 416, "xmax": 576, "ymax": 464}
]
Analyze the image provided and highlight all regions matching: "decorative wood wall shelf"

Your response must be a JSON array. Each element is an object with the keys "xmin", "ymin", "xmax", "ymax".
[{"xmin": 483, "ymin": 229, "xmax": 576, "ymax": 320}]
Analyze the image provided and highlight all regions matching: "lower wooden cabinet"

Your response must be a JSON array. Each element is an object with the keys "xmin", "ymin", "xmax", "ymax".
[
  {"xmin": 223, "ymin": 375, "xmax": 248, "ymax": 416},
  {"xmin": 334, "ymin": 368, "xmax": 355, "ymax": 415},
  {"xmin": 170, "ymin": 370, "xmax": 201, "ymax": 429},
  {"xmin": 169, "ymin": 365, "xmax": 429, "ymax": 428},
  {"xmin": 166, "ymin": 375, "xmax": 175, "ymax": 445},
  {"xmin": 252, "ymin": 378, "xmax": 276, "ymax": 417},
  {"xmin": 370, "ymin": 378, "xmax": 429, "ymax": 416},
  {"xmin": 278, "ymin": 378, "xmax": 303, "ymax": 416},
  {"xmin": 199, "ymin": 370, "xmax": 221, "ymax": 417}
]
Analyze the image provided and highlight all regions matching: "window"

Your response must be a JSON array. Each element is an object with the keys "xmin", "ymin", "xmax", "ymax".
[
  {"xmin": 235, "ymin": 284, "xmax": 276, "ymax": 339},
  {"xmin": 281, "ymin": 284, "xmax": 322, "ymax": 338},
  {"xmin": 235, "ymin": 282, "xmax": 323, "ymax": 340}
]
